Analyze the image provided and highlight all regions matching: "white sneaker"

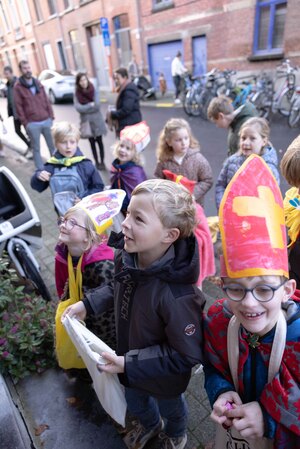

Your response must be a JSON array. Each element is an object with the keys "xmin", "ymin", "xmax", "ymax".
[{"xmin": 174, "ymin": 98, "xmax": 181, "ymax": 104}]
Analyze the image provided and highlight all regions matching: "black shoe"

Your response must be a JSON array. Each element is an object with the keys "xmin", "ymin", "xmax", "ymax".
[{"xmin": 97, "ymin": 162, "xmax": 106, "ymax": 170}]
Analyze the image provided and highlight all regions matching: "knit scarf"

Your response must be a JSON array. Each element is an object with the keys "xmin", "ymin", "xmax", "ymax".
[
  {"xmin": 47, "ymin": 155, "xmax": 86, "ymax": 166},
  {"xmin": 75, "ymin": 81, "xmax": 95, "ymax": 104},
  {"xmin": 283, "ymin": 187, "xmax": 300, "ymax": 247}
]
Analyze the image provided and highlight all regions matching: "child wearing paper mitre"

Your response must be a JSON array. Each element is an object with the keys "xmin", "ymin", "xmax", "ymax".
[
  {"xmin": 215, "ymin": 117, "xmax": 280, "ymax": 211},
  {"xmin": 110, "ymin": 123, "xmax": 148, "ymax": 214},
  {"xmin": 204, "ymin": 155, "xmax": 300, "ymax": 449},
  {"xmin": 55, "ymin": 190, "xmax": 125, "ymax": 379},
  {"xmin": 280, "ymin": 134, "xmax": 300, "ymax": 290},
  {"xmin": 63, "ymin": 179, "xmax": 205, "ymax": 449},
  {"xmin": 154, "ymin": 118, "xmax": 213, "ymax": 206},
  {"xmin": 31, "ymin": 121, "xmax": 104, "ymax": 215}
]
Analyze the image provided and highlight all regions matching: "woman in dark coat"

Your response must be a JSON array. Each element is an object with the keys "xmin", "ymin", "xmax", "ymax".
[
  {"xmin": 108, "ymin": 67, "xmax": 142, "ymax": 137},
  {"xmin": 74, "ymin": 73, "xmax": 107, "ymax": 170}
]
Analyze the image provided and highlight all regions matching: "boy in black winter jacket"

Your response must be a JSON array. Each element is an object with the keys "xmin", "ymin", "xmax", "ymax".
[
  {"xmin": 63, "ymin": 179, "xmax": 205, "ymax": 449},
  {"xmin": 31, "ymin": 121, "xmax": 104, "ymax": 215}
]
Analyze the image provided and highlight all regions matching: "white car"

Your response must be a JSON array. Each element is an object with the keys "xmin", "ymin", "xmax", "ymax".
[{"xmin": 38, "ymin": 69, "xmax": 75, "ymax": 104}]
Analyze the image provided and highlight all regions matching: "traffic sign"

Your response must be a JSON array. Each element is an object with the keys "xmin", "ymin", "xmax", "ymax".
[
  {"xmin": 100, "ymin": 17, "xmax": 110, "ymax": 47},
  {"xmin": 100, "ymin": 17, "xmax": 109, "ymax": 31},
  {"xmin": 102, "ymin": 30, "xmax": 111, "ymax": 47}
]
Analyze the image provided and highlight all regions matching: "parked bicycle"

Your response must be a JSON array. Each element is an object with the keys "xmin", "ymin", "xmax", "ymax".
[
  {"xmin": 288, "ymin": 86, "xmax": 300, "ymax": 128},
  {"xmin": 183, "ymin": 75, "xmax": 204, "ymax": 116},
  {"xmin": 250, "ymin": 60, "xmax": 298, "ymax": 120}
]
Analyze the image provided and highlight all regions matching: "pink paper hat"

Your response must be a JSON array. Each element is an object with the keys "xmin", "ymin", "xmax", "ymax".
[
  {"xmin": 120, "ymin": 121, "xmax": 150, "ymax": 153},
  {"xmin": 75, "ymin": 190, "xmax": 126, "ymax": 234},
  {"xmin": 219, "ymin": 154, "xmax": 288, "ymax": 278}
]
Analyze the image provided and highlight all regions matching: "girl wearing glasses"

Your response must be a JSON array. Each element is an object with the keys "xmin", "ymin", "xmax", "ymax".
[
  {"xmin": 55, "ymin": 204, "xmax": 116, "ymax": 378},
  {"xmin": 204, "ymin": 156, "xmax": 299, "ymax": 449}
]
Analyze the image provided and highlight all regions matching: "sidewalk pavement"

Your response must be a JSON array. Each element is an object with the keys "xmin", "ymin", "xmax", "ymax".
[
  {"xmin": 99, "ymin": 89, "xmax": 182, "ymax": 109},
  {"xmin": 0, "ymin": 136, "xmax": 223, "ymax": 449}
]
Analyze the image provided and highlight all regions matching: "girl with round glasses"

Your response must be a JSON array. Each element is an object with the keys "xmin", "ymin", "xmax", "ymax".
[{"xmin": 55, "ymin": 204, "xmax": 116, "ymax": 378}]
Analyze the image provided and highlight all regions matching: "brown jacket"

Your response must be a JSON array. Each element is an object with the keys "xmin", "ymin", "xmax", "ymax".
[
  {"xmin": 13, "ymin": 77, "xmax": 54, "ymax": 127},
  {"xmin": 154, "ymin": 148, "xmax": 213, "ymax": 205}
]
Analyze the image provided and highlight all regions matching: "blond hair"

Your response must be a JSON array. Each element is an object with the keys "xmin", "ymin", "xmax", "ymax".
[
  {"xmin": 239, "ymin": 117, "xmax": 270, "ymax": 155},
  {"xmin": 207, "ymin": 95, "xmax": 234, "ymax": 120},
  {"xmin": 113, "ymin": 138, "xmax": 143, "ymax": 165},
  {"xmin": 132, "ymin": 179, "xmax": 196, "ymax": 238},
  {"xmin": 280, "ymin": 135, "xmax": 300, "ymax": 186},
  {"xmin": 52, "ymin": 121, "xmax": 80, "ymax": 145},
  {"xmin": 156, "ymin": 118, "xmax": 199, "ymax": 163},
  {"xmin": 64, "ymin": 206, "xmax": 104, "ymax": 251}
]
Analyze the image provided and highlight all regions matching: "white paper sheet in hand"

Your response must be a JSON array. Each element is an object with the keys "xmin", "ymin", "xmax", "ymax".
[{"xmin": 62, "ymin": 315, "xmax": 127, "ymax": 426}]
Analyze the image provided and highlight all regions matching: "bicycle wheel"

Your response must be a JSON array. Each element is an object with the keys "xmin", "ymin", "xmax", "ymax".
[
  {"xmin": 288, "ymin": 96, "xmax": 300, "ymax": 128},
  {"xmin": 15, "ymin": 244, "xmax": 52, "ymax": 301},
  {"xmin": 184, "ymin": 90, "xmax": 202, "ymax": 116},
  {"xmin": 278, "ymin": 89, "xmax": 293, "ymax": 116},
  {"xmin": 183, "ymin": 91, "xmax": 194, "ymax": 116},
  {"xmin": 253, "ymin": 92, "xmax": 272, "ymax": 120},
  {"xmin": 198, "ymin": 90, "xmax": 215, "ymax": 120}
]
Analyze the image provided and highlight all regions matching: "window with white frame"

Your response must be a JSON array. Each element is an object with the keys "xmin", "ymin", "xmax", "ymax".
[
  {"xmin": 47, "ymin": 0, "xmax": 57, "ymax": 16},
  {"xmin": 0, "ymin": 1, "xmax": 11, "ymax": 32},
  {"xmin": 33, "ymin": 0, "xmax": 43, "ymax": 22},
  {"xmin": 8, "ymin": 0, "xmax": 21, "ymax": 37},
  {"xmin": 152, "ymin": 0, "xmax": 174, "ymax": 12},
  {"xmin": 63, "ymin": 0, "xmax": 71, "ymax": 9},
  {"xmin": 113, "ymin": 14, "xmax": 132, "ymax": 67},
  {"xmin": 19, "ymin": 0, "xmax": 31, "ymax": 24},
  {"xmin": 69, "ymin": 29, "xmax": 85, "ymax": 70},
  {"xmin": 20, "ymin": 45, "xmax": 27, "ymax": 60},
  {"xmin": 253, "ymin": 0, "xmax": 287, "ymax": 56}
]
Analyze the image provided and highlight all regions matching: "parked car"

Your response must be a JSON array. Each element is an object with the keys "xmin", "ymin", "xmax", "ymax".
[
  {"xmin": 38, "ymin": 69, "xmax": 75, "ymax": 104},
  {"xmin": 0, "ymin": 78, "xmax": 7, "ymax": 97}
]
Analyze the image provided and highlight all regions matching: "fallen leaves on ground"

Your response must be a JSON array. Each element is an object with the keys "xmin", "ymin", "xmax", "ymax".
[
  {"xmin": 66, "ymin": 396, "xmax": 84, "ymax": 407},
  {"xmin": 34, "ymin": 424, "xmax": 49, "ymax": 436}
]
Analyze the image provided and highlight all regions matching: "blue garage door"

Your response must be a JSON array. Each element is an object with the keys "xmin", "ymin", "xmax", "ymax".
[
  {"xmin": 148, "ymin": 40, "xmax": 183, "ymax": 93},
  {"xmin": 192, "ymin": 35, "xmax": 207, "ymax": 77}
]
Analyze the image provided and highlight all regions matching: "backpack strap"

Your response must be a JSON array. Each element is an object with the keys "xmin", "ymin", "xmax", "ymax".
[{"xmin": 227, "ymin": 310, "xmax": 287, "ymax": 391}]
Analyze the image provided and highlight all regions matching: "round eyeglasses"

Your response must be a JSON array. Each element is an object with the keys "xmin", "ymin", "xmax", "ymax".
[
  {"xmin": 222, "ymin": 279, "xmax": 286, "ymax": 302},
  {"xmin": 57, "ymin": 217, "xmax": 87, "ymax": 231}
]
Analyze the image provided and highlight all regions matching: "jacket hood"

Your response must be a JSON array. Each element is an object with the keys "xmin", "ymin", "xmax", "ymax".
[
  {"xmin": 262, "ymin": 144, "xmax": 278, "ymax": 165},
  {"xmin": 231, "ymin": 103, "xmax": 257, "ymax": 129},
  {"xmin": 109, "ymin": 231, "xmax": 199, "ymax": 284},
  {"xmin": 55, "ymin": 241, "xmax": 114, "ymax": 270}
]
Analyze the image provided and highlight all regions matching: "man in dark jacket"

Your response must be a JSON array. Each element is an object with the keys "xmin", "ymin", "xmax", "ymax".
[
  {"xmin": 109, "ymin": 67, "xmax": 142, "ymax": 137},
  {"xmin": 3, "ymin": 65, "xmax": 32, "ymax": 158},
  {"xmin": 207, "ymin": 95, "xmax": 258, "ymax": 156},
  {"xmin": 13, "ymin": 60, "xmax": 55, "ymax": 169}
]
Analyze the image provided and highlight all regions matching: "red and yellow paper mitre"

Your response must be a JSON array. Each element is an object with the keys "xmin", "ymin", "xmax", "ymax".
[
  {"xmin": 120, "ymin": 121, "xmax": 150, "ymax": 153},
  {"xmin": 219, "ymin": 154, "xmax": 288, "ymax": 278},
  {"xmin": 74, "ymin": 190, "xmax": 125, "ymax": 235},
  {"xmin": 162, "ymin": 169, "xmax": 196, "ymax": 194}
]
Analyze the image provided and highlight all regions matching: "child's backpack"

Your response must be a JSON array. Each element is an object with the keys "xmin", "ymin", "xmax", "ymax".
[{"xmin": 49, "ymin": 165, "xmax": 85, "ymax": 216}]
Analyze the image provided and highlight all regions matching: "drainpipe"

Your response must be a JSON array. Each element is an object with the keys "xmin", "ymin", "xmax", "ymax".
[{"xmin": 135, "ymin": 0, "xmax": 145, "ymax": 71}]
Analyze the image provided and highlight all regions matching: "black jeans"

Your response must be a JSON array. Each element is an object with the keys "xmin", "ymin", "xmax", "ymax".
[
  {"xmin": 172, "ymin": 75, "xmax": 181, "ymax": 99},
  {"xmin": 14, "ymin": 118, "xmax": 31, "ymax": 148}
]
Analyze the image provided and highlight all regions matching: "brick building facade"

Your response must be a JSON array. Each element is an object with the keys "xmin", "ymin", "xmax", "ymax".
[{"xmin": 0, "ymin": 0, "xmax": 299, "ymax": 91}]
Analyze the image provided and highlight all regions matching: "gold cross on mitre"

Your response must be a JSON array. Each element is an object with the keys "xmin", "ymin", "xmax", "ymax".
[{"xmin": 232, "ymin": 185, "xmax": 285, "ymax": 249}]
